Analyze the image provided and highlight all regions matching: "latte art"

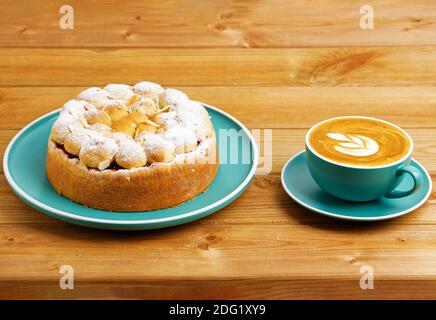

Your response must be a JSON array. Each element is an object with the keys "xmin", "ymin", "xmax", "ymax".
[
  {"xmin": 326, "ymin": 133, "xmax": 379, "ymax": 157},
  {"xmin": 308, "ymin": 117, "xmax": 411, "ymax": 166}
]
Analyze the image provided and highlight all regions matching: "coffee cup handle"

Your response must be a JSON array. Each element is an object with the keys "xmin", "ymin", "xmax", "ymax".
[{"xmin": 385, "ymin": 165, "xmax": 423, "ymax": 199}]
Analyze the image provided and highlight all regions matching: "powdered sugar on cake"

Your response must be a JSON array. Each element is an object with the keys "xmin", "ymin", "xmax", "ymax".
[{"xmin": 51, "ymin": 81, "xmax": 214, "ymax": 170}]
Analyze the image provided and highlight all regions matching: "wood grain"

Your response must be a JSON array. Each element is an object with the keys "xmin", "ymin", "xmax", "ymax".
[
  {"xmin": 1, "ymin": 86, "xmax": 436, "ymax": 130},
  {"xmin": 2, "ymin": 223, "xmax": 436, "ymax": 280},
  {"xmin": 1, "ymin": 0, "xmax": 436, "ymax": 300},
  {"xmin": 3, "ymin": 279, "xmax": 436, "ymax": 299},
  {"xmin": 2, "ymin": 47, "xmax": 436, "ymax": 87},
  {"xmin": 1, "ymin": 1, "xmax": 436, "ymax": 48},
  {"xmin": 3, "ymin": 222, "xmax": 436, "ymax": 300}
]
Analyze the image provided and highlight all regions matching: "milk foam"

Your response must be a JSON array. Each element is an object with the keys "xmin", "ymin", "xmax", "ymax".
[
  {"xmin": 309, "ymin": 117, "xmax": 411, "ymax": 167},
  {"xmin": 327, "ymin": 133, "xmax": 379, "ymax": 157}
]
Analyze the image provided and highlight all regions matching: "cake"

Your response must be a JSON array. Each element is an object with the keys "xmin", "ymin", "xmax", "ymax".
[{"xmin": 46, "ymin": 82, "xmax": 218, "ymax": 211}]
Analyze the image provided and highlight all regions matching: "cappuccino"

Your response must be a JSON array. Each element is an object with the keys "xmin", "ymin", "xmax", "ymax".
[{"xmin": 308, "ymin": 117, "xmax": 411, "ymax": 167}]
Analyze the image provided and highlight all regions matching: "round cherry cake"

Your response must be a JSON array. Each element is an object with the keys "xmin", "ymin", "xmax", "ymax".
[{"xmin": 46, "ymin": 81, "xmax": 218, "ymax": 211}]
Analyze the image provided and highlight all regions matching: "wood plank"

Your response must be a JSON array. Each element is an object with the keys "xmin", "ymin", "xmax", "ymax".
[
  {"xmin": 1, "ymin": 1, "xmax": 436, "ymax": 47},
  {"xmin": 2, "ymin": 223, "xmax": 436, "ymax": 282},
  {"xmin": 1, "ymin": 86, "xmax": 436, "ymax": 130},
  {"xmin": 1, "ymin": 173, "xmax": 435, "ymax": 226},
  {"xmin": 2, "ymin": 279, "xmax": 436, "ymax": 299},
  {"xmin": 0, "ymin": 130, "xmax": 15, "ymax": 169},
  {"xmin": 2, "ymin": 47, "xmax": 436, "ymax": 87}
]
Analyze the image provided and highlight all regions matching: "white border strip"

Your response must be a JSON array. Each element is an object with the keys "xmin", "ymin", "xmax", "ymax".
[
  {"xmin": 281, "ymin": 151, "xmax": 432, "ymax": 221},
  {"xmin": 3, "ymin": 102, "xmax": 259, "ymax": 225}
]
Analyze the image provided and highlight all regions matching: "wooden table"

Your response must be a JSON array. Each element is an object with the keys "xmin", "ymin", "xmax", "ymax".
[{"xmin": 1, "ymin": 1, "xmax": 436, "ymax": 299}]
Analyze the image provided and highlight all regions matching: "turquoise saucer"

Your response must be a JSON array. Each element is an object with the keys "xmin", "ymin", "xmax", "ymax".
[
  {"xmin": 4, "ymin": 103, "xmax": 258, "ymax": 230},
  {"xmin": 281, "ymin": 151, "xmax": 432, "ymax": 221}
]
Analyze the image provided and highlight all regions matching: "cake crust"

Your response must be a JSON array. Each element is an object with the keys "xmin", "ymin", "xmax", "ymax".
[{"xmin": 46, "ymin": 138, "xmax": 218, "ymax": 211}]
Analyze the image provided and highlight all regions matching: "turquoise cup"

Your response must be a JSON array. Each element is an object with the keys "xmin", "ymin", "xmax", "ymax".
[{"xmin": 305, "ymin": 117, "xmax": 423, "ymax": 202}]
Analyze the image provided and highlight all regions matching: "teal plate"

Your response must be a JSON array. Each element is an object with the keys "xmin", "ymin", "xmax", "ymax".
[
  {"xmin": 281, "ymin": 151, "xmax": 432, "ymax": 221},
  {"xmin": 4, "ymin": 103, "xmax": 258, "ymax": 230}
]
